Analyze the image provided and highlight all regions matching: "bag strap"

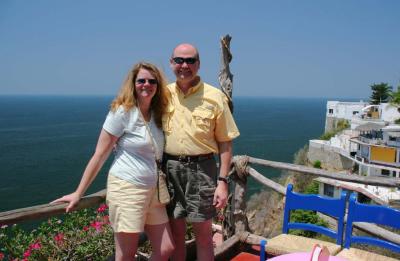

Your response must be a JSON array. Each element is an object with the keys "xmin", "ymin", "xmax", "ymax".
[
  {"xmin": 137, "ymin": 105, "xmax": 165, "ymax": 202},
  {"xmin": 137, "ymin": 105, "xmax": 160, "ymax": 162}
]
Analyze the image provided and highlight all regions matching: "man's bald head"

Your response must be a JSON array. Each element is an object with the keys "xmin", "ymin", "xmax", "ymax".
[{"xmin": 172, "ymin": 43, "xmax": 200, "ymax": 60}]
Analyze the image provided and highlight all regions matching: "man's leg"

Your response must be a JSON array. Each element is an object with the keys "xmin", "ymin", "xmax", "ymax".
[
  {"xmin": 170, "ymin": 218, "xmax": 187, "ymax": 261},
  {"xmin": 193, "ymin": 219, "xmax": 214, "ymax": 261}
]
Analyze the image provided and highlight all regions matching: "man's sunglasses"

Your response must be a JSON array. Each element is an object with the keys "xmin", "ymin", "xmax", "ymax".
[
  {"xmin": 136, "ymin": 78, "xmax": 157, "ymax": 85},
  {"xmin": 172, "ymin": 57, "xmax": 198, "ymax": 65}
]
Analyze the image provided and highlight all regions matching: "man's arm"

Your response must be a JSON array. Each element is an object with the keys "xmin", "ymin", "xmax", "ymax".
[{"xmin": 213, "ymin": 140, "xmax": 232, "ymax": 209}]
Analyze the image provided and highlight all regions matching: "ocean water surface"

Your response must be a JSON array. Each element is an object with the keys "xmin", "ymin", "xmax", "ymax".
[{"xmin": 0, "ymin": 96, "xmax": 327, "ymax": 212}]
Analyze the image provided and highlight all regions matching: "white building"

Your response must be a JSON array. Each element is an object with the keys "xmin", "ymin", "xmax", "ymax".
[
  {"xmin": 326, "ymin": 101, "xmax": 368, "ymax": 119},
  {"xmin": 310, "ymin": 101, "xmax": 400, "ymax": 206},
  {"xmin": 325, "ymin": 101, "xmax": 368, "ymax": 132}
]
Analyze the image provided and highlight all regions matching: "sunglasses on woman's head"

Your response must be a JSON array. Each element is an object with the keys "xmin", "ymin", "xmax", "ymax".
[
  {"xmin": 136, "ymin": 78, "xmax": 157, "ymax": 85},
  {"xmin": 172, "ymin": 57, "xmax": 197, "ymax": 65}
]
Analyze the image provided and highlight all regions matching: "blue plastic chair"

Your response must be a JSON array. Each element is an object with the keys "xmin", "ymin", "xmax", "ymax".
[
  {"xmin": 344, "ymin": 193, "xmax": 400, "ymax": 253},
  {"xmin": 282, "ymin": 183, "xmax": 347, "ymax": 245},
  {"xmin": 260, "ymin": 239, "xmax": 266, "ymax": 260}
]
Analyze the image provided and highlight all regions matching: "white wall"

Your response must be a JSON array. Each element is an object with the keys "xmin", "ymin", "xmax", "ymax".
[
  {"xmin": 380, "ymin": 103, "xmax": 400, "ymax": 123},
  {"xmin": 327, "ymin": 101, "xmax": 368, "ymax": 120}
]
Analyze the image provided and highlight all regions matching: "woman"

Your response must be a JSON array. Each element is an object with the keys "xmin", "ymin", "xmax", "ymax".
[{"xmin": 52, "ymin": 62, "xmax": 174, "ymax": 261}]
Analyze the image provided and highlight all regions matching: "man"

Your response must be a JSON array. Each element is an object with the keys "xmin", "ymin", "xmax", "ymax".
[{"xmin": 163, "ymin": 43, "xmax": 240, "ymax": 261}]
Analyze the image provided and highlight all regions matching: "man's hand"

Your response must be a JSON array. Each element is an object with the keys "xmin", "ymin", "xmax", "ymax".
[{"xmin": 213, "ymin": 181, "xmax": 228, "ymax": 209}]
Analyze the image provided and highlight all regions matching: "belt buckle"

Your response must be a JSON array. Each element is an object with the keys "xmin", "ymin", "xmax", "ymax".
[{"xmin": 178, "ymin": 155, "xmax": 187, "ymax": 163}]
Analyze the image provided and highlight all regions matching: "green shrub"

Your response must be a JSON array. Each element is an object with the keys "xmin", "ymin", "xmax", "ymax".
[
  {"xmin": 319, "ymin": 131, "xmax": 336, "ymax": 140},
  {"xmin": 313, "ymin": 160, "xmax": 322, "ymax": 169},
  {"xmin": 319, "ymin": 119, "xmax": 350, "ymax": 140},
  {"xmin": 289, "ymin": 209, "xmax": 328, "ymax": 238},
  {"xmin": 0, "ymin": 204, "xmax": 114, "ymax": 261},
  {"xmin": 304, "ymin": 181, "xmax": 319, "ymax": 195},
  {"xmin": 336, "ymin": 119, "xmax": 350, "ymax": 130}
]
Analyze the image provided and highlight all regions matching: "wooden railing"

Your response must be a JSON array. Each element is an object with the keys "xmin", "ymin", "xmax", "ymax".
[
  {"xmin": 1, "ymin": 155, "xmax": 400, "ymax": 260},
  {"xmin": 223, "ymin": 155, "xmax": 400, "ymax": 249},
  {"xmin": 0, "ymin": 189, "xmax": 106, "ymax": 226}
]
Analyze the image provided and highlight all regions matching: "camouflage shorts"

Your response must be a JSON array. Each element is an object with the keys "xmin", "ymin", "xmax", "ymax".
[{"xmin": 163, "ymin": 156, "xmax": 217, "ymax": 222}]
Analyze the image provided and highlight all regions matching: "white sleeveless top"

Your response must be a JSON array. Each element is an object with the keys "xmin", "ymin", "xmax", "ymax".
[{"xmin": 103, "ymin": 106, "xmax": 164, "ymax": 188}]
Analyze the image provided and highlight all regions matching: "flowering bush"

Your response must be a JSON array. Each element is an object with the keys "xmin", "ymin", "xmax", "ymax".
[{"xmin": 0, "ymin": 203, "xmax": 114, "ymax": 261}]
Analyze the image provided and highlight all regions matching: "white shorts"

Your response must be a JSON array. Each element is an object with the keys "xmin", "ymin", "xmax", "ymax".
[{"xmin": 106, "ymin": 174, "xmax": 168, "ymax": 233}]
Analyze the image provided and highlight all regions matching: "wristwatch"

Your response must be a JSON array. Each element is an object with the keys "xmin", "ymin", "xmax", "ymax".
[{"xmin": 218, "ymin": 176, "xmax": 228, "ymax": 184}]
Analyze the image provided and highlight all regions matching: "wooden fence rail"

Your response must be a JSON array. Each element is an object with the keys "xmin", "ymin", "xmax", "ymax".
[
  {"xmin": 247, "ymin": 156, "xmax": 400, "ymax": 187},
  {"xmin": 0, "ymin": 190, "xmax": 106, "ymax": 225}
]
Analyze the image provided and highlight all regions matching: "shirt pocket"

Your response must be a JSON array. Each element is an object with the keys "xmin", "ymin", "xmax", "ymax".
[
  {"xmin": 192, "ymin": 109, "xmax": 215, "ymax": 134},
  {"xmin": 162, "ymin": 105, "xmax": 174, "ymax": 133}
]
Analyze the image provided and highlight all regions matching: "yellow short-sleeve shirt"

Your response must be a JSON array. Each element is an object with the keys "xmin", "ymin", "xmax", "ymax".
[{"xmin": 163, "ymin": 80, "xmax": 240, "ymax": 155}]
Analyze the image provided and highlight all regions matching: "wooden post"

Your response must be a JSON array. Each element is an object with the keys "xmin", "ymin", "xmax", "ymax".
[{"xmin": 232, "ymin": 156, "xmax": 250, "ymax": 234}]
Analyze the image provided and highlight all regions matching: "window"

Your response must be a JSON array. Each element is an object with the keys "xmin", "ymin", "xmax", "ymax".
[
  {"xmin": 328, "ymin": 109, "xmax": 333, "ymax": 114},
  {"xmin": 392, "ymin": 171, "xmax": 397, "ymax": 178},
  {"xmin": 323, "ymin": 183, "xmax": 334, "ymax": 197},
  {"xmin": 381, "ymin": 169, "xmax": 390, "ymax": 176},
  {"xmin": 389, "ymin": 136, "xmax": 397, "ymax": 141}
]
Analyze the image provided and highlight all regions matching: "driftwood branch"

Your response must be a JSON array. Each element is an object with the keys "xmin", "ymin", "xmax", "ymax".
[
  {"xmin": 247, "ymin": 167, "xmax": 286, "ymax": 195},
  {"xmin": 0, "ymin": 189, "xmax": 106, "ymax": 225},
  {"xmin": 218, "ymin": 34, "xmax": 234, "ymax": 112},
  {"xmin": 214, "ymin": 232, "xmax": 269, "ymax": 261},
  {"xmin": 214, "ymin": 234, "xmax": 241, "ymax": 261}
]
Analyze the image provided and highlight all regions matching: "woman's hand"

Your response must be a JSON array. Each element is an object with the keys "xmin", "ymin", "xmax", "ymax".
[{"xmin": 51, "ymin": 191, "xmax": 81, "ymax": 213}]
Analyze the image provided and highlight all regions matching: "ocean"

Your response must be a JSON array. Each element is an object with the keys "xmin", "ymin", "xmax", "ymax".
[{"xmin": 0, "ymin": 96, "xmax": 327, "ymax": 212}]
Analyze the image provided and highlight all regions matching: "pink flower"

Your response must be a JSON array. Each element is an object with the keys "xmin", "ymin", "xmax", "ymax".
[
  {"xmin": 90, "ymin": 221, "xmax": 103, "ymax": 232},
  {"xmin": 54, "ymin": 233, "xmax": 64, "ymax": 244},
  {"xmin": 97, "ymin": 203, "xmax": 108, "ymax": 213},
  {"xmin": 23, "ymin": 249, "xmax": 31, "ymax": 258},
  {"xmin": 0, "ymin": 252, "xmax": 4, "ymax": 261},
  {"xmin": 29, "ymin": 241, "xmax": 41, "ymax": 250}
]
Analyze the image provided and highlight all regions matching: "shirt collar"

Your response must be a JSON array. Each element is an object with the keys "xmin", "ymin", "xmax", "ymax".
[{"xmin": 175, "ymin": 78, "xmax": 203, "ymax": 97}]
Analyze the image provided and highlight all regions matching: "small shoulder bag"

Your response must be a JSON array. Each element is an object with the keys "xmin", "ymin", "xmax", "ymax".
[{"xmin": 139, "ymin": 108, "xmax": 170, "ymax": 205}]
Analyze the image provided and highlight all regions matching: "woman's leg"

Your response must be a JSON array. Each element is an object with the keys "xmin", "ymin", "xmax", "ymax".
[
  {"xmin": 114, "ymin": 232, "xmax": 140, "ymax": 261},
  {"xmin": 145, "ymin": 222, "xmax": 175, "ymax": 261}
]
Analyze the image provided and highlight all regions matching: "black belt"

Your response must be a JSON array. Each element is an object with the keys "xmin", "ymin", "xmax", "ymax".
[{"xmin": 164, "ymin": 153, "xmax": 214, "ymax": 163}]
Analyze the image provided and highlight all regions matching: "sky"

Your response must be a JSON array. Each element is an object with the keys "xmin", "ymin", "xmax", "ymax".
[{"xmin": 1, "ymin": 1, "xmax": 399, "ymax": 99}]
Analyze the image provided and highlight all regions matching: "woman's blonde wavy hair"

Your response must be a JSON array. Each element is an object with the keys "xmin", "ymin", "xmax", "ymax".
[{"xmin": 110, "ymin": 62, "xmax": 168, "ymax": 128}]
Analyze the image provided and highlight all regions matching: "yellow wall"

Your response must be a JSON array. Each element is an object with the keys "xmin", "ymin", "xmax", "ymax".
[
  {"xmin": 371, "ymin": 111, "xmax": 380, "ymax": 119},
  {"xmin": 370, "ymin": 146, "xmax": 396, "ymax": 163}
]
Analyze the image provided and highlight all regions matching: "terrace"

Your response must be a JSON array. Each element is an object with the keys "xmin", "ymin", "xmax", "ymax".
[{"xmin": 1, "ymin": 155, "xmax": 400, "ymax": 260}]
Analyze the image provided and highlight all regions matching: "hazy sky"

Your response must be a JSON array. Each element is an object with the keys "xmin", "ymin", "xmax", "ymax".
[{"xmin": 1, "ymin": 1, "xmax": 399, "ymax": 98}]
